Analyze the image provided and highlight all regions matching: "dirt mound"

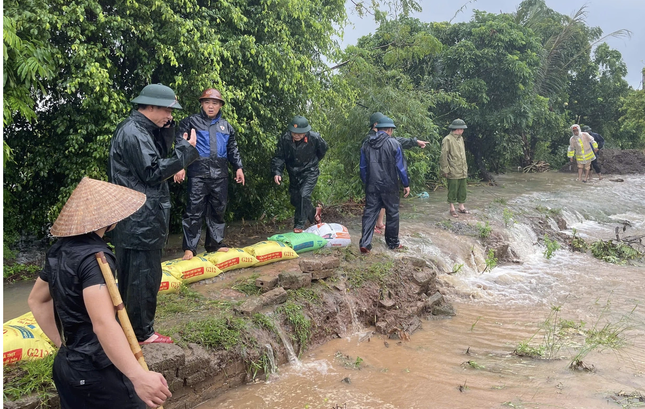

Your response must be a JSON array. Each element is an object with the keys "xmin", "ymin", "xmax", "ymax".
[{"xmin": 559, "ymin": 149, "xmax": 645, "ymax": 174}]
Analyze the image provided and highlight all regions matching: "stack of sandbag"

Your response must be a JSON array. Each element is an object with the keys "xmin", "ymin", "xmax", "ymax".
[
  {"xmin": 161, "ymin": 256, "xmax": 222, "ymax": 284},
  {"xmin": 267, "ymin": 232, "xmax": 328, "ymax": 254},
  {"xmin": 243, "ymin": 241, "xmax": 299, "ymax": 265},
  {"xmin": 304, "ymin": 223, "xmax": 352, "ymax": 248},
  {"xmin": 198, "ymin": 248, "xmax": 259, "ymax": 272},
  {"xmin": 3, "ymin": 312, "xmax": 55, "ymax": 364}
]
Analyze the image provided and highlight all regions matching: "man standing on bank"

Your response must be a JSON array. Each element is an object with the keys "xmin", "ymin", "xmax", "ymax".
[
  {"xmin": 359, "ymin": 116, "xmax": 410, "ymax": 254},
  {"xmin": 109, "ymin": 84, "xmax": 199, "ymax": 345},
  {"xmin": 367, "ymin": 112, "xmax": 428, "ymax": 234},
  {"xmin": 440, "ymin": 118, "xmax": 469, "ymax": 218},
  {"xmin": 28, "ymin": 177, "xmax": 172, "ymax": 409},
  {"xmin": 173, "ymin": 88, "xmax": 245, "ymax": 260},
  {"xmin": 271, "ymin": 115, "xmax": 328, "ymax": 233}
]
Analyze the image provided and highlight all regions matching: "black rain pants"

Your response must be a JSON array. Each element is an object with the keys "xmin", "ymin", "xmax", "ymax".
[
  {"xmin": 182, "ymin": 176, "xmax": 228, "ymax": 254},
  {"xmin": 54, "ymin": 347, "xmax": 144, "ymax": 409},
  {"xmin": 360, "ymin": 191, "xmax": 401, "ymax": 249},
  {"xmin": 115, "ymin": 247, "xmax": 162, "ymax": 342},
  {"xmin": 289, "ymin": 170, "xmax": 319, "ymax": 229}
]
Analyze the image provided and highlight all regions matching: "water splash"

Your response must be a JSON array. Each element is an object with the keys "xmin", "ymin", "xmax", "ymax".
[
  {"xmin": 264, "ymin": 344, "xmax": 277, "ymax": 375},
  {"xmin": 274, "ymin": 320, "xmax": 301, "ymax": 367},
  {"xmin": 343, "ymin": 291, "xmax": 362, "ymax": 336}
]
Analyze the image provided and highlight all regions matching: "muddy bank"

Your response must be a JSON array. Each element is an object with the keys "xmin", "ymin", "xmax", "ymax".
[
  {"xmin": 3, "ymin": 252, "xmax": 453, "ymax": 409},
  {"xmin": 558, "ymin": 148, "xmax": 645, "ymax": 174}
]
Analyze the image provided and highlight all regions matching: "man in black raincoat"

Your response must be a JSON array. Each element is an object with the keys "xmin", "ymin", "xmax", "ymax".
[
  {"xmin": 271, "ymin": 116, "xmax": 328, "ymax": 233},
  {"xmin": 173, "ymin": 88, "xmax": 244, "ymax": 260},
  {"xmin": 359, "ymin": 116, "xmax": 410, "ymax": 253},
  {"xmin": 108, "ymin": 84, "xmax": 199, "ymax": 344}
]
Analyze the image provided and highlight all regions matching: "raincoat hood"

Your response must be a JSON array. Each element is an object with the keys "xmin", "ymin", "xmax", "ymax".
[{"xmin": 368, "ymin": 131, "xmax": 391, "ymax": 149}]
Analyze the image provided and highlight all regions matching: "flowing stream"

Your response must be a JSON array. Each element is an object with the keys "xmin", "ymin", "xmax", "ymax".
[{"xmin": 198, "ymin": 173, "xmax": 645, "ymax": 409}]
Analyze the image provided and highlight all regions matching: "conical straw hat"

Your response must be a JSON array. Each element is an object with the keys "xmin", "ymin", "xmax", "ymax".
[{"xmin": 50, "ymin": 177, "xmax": 146, "ymax": 237}]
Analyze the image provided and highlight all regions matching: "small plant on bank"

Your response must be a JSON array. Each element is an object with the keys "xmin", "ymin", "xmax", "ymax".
[
  {"xmin": 569, "ymin": 228, "xmax": 588, "ymax": 252},
  {"xmin": 288, "ymin": 287, "xmax": 321, "ymax": 305},
  {"xmin": 477, "ymin": 221, "xmax": 492, "ymax": 239},
  {"xmin": 543, "ymin": 235, "xmax": 560, "ymax": 259},
  {"xmin": 354, "ymin": 356, "xmax": 364, "ymax": 369},
  {"xmin": 247, "ymin": 351, "xmax": 272, "ymax": 381},
  {"xmin": 252, "ymin": 313, "xmax": 277, "ymax": 334},
  {"xmin": 502, "ymin": 208, "xmax": 515, "ymax": 227},
  {"xmin": 493, "ymin": 197, "xmax": 507, "ymax": 205},
  {"xmin": 451, "ymin": 263, "xmax": 464, "ymax": 274},
  {"xmin": 482, "ymin": 249, "xmax": 498, "ymax": 273}
]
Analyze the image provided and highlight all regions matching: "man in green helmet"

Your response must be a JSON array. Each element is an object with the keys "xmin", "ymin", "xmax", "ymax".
[
  {"xmin": 271, "ymin": 115, "xmax": 328, "ymax": 233},
  {"xmin": 440, "ymin": 119, "xmax": 469, "ymax": 218},
  {"xmin": 366, "ymin": 112, "xmax": 429, "ymax": 234},
  {"xmin": 109, "ymin": 84, "xmax": 199, "ymax": 344}
]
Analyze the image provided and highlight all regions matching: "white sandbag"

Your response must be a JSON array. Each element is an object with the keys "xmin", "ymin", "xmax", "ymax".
[{"xmin": 304, "ymin": 223, "xmax": 352, "ymax": 248}]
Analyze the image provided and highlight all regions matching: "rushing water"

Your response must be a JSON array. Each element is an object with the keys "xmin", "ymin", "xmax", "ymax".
[{"xmin": 198, "ymin": 173, "xmax": 645, "ymax": 409}]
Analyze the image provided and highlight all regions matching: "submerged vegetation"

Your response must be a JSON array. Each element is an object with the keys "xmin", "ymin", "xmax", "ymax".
[{"xmin": 514, "ymin": 301, "xmax": 637, "ymax": 371}]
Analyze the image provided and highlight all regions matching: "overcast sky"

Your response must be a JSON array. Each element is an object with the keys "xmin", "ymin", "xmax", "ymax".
[{"xmin": 340, "ymin": 0, "xmax": 644, "ymax": 89}]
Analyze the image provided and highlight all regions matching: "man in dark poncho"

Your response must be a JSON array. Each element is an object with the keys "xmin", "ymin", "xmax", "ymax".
[
  {"xmin": 359, "ymin": 116, "xmax": 410, "ymax": 253},
  {"xmin": 271, "ymin": 115, "xmax": 328, "ymax": 233}
]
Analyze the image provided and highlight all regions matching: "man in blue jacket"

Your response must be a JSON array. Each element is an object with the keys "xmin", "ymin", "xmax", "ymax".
[
  {"xmin": 359, "ymin": 116, "xmax": 410, "ymax": 253},
  {"xmin": 174, "ymin": 88, "xmax": 245, "ymax": 259}
]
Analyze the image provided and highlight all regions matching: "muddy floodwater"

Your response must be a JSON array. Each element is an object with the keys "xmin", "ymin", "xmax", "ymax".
[{"xmin": 199, "ymin": 173, "xmax": 645, "ymax": 409}]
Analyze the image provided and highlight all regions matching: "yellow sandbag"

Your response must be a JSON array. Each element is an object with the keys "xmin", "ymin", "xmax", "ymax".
[
  {"xmin": 161, "ymin": 256, "xmax": 222, "ymax": 284},
  {"xmin": 243, "ymin": 241, "xmax": 299, "ymax": 266},
  {"xmin": 199, "ymin": 248, "xmax": 258, "ymax": 272},
  {"xmin": 158, "ymin": 270, "xmax": 182, "ymax": 294},
  {"xmin": 3, "ymin": 324, "xmax": 55, "ymax": 364},
  {"xmin": 4, "ymin": 312, "xmax": 50, "ymax": 344}
]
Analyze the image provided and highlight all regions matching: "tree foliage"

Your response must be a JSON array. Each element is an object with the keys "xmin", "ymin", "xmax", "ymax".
[{"xmin": 3, "ymin": 0, "xmax": 347, "ymax": 238}]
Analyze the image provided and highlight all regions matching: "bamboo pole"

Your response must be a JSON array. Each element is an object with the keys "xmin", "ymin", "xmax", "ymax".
[{"xmin": 96, "ymin": 251, "xmax": 163, "ymax": 408}]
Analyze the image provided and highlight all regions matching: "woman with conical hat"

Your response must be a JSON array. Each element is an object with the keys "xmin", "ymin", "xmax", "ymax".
[{"xmin": 28, "ymin": 178, "xmax": 171, "ymax": 409}]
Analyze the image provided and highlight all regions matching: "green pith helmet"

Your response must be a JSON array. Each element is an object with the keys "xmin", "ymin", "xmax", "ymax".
[
  {"xmin": 288, "ymin": 115, "xmax": 311, "ymax": 133},
  {"xmin": 581, "ymin": 126, "xmax": 592, "ymax": 132},
  {"xmin": 369, "ymin": 112, "xmax": 386, "ymax": 127},
  {"xmin": 448, "ymin": 118, "xmax": 467, "ymax": 129},
  {"xmin": 375, "ymin": 116, "xmax": 396, "ymax": 129},
  {"xmin": 131, "ymin": 84, "xmax": 182, "ymax": 109}
]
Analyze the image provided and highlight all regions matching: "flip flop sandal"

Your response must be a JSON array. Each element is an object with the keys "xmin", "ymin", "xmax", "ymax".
[
  {"xmin": 450, "ymin": 210, "xmax": 459, "ymax": 218},
  {"xmin": 458, "ymin": 209, "xmax": 470, "ymax": 214},
  {"xmin": 293, "ymin": 228, "xmax": 304, "ymax": 233},
  {"xmin": 374, "ymin": 226, "xmax": 384, "ymax": 234},
  {"xmin": 139, "ymin": 332, "xmax": 173, "ymax": 345}
]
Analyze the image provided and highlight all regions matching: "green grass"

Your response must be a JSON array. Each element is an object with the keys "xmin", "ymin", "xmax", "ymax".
[
  {"xmin": 502, "ymin": 208, "xmax": 515, "ymax": 227},
  {"xmin": 232, "ymin": 273, "xmax": 262, "ymax": 296},
  {"xmin": 287, "ymin": 287, "xmax": 321, "ymax": 305},
  {"xmin": 277, "ymin": 301, "xmax": 311, "ymax": 353},
  {"xmin": 3, "ymin": 354, "xmax": 56, "ymax": 401},
  {"xmin": 174, "ymin": 315, "xmax": 248, "ymax": 350},
  {"xmin": 347, "ymin": 260, "xmax": 394, "ymax": 288},
  {"xmin": 156, "ymin": 284, "xmax": 228, "ymax": 319},
  {"xmin": 535, "ymin": 205, "xmax": 562, "ymax": 217}
]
